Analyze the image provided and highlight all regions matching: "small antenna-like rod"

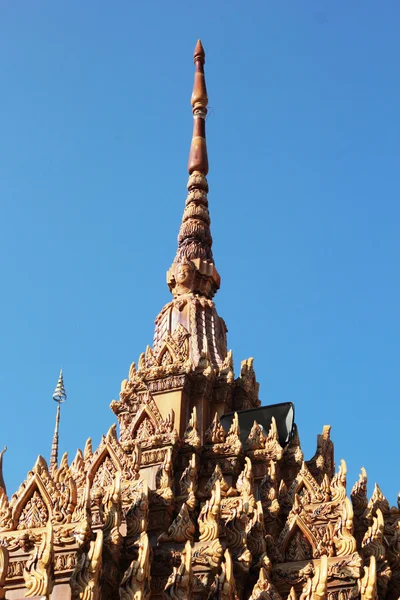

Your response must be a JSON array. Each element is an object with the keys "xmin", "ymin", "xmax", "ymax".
[
  {"xmin": 49, "ymin": 369, "xmax": 67, "ymax": 470},
  {"xmin": 0, "ymin": 446, "xmax": 7, "ymax": 494}
]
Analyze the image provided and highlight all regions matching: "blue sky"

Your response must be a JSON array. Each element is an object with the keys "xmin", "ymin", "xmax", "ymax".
[{"xmin": 0, "ymin": 2, "xmax": 399, "ymax": 502}]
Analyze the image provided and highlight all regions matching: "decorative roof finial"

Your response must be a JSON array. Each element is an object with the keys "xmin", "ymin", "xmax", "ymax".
[
  {"xmin": 168, "ymin": 41, "xmax": 220, "ymax": 299},
  {"xmin": 188, "ymin": 40, "xmax": 208, "ymax": 175},
  {"xmin": 50, "ymin": 369, "xmax": 67, "ymax": 470}
]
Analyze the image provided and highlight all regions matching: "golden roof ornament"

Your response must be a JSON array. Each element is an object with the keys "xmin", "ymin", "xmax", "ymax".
[{"xmin": 0, "ymin": 42, "xmax": 398, "ymax": 600}]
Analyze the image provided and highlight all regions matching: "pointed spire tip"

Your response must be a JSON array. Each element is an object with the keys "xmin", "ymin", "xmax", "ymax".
[{"xmin": 194, "ymin": 39, "xmax": 205, "ymax": 63}]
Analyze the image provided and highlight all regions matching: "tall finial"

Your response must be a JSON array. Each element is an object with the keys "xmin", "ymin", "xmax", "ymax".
[
  {"xmin": 167, "ymin": 41, "xmax": 220, "ymax": 299},
  {"xmin": 49, "ymin": 369, "xmax": 66, "ymax": 470},
  {"xmin": 188, "ymin": 40, "xmax": 208, "ymax": 175}
]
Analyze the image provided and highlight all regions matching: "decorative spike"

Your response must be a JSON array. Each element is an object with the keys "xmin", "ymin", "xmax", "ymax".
[
  {"xmin": 84, "ymin": 438, "xmax": 93, "ymax": 462},
  {"xmin": 33, "ymin": 455, "xmax": 48, "ymax": 474},
  {"xmin": 50, "ymin": 369, "xmax": 67, "ymax": 471},
  {"xmin": 168, "ymin": 41, "xmax": 220, "ymax": 299},
  {"xmin": 188, "ymin": 40, "xmax": 208, "ymax": 175},
  {"xmin": 106, "ymin": 424, "xmax": 117, "ymax": 442},
  {"xmin": 52, "ymin": 369, "xmax": 67, "ymax": 404}
]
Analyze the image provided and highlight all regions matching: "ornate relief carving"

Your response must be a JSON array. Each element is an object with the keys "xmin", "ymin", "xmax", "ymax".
[
  {"xmin": 205, "ymin": 413, "xmax": 226, "ymax": 445},
  {"xmin": 0, "ymin": 547, "xmax": 8, "ymax": 600},
  {"xmin": 199, "ymin": 480, "xmax": 221, "ymax": 542},
  {"xmin": 233, "ymin": 358, "xmax": 260, "ymax": 411},
  {"xmin": 23, "ymin": 522, "xmax": 54, "ymax": 598},
  {"xmin": 359, "ymin": 555, "xmax": 377, "ymax": 600},
  {"xmin": 179, "ymin": 453, "xmax": 198, "ymax": 510},
  {"xmin": 158, "ymin": 503, "xmax": 195, "ymax": 543},
  {"xmin": 70, "ymin": 530, "xmax": 103, "ymax": 600},
  {"xmin": 3, "ymin": 40, "xmax": 400, "ymax": 600},
  {"xmin": 125, "ymin": 479, "xmax": 149, "ymax": 544},
  {"xmin": 204, "ymin": 464, "xmax": 237, "ymax": 498},
  {"xmin": 249, "ymin": 554, "xmax": 282, "ymax": 600},
  {"xmin": 306, "ymin": 426, "xmax": 335, "ymax": 483},
  {"xmin": 208, "ymin": 549, "xmax": 239, "ymax": 600},
  {"xmin": 183, "ymin": 407, "xmax": 201, "ymax": 449},
  {"xmin": 246, "ymin": 417, "xmax": 283, "ymax": 463},
  {"xmin": 300, "ymin": 554, "xmax": 328, "ymax": 600},
  {"xmin": 120, "ymin": 531, "xmax": 151, "ymax": 600},
  {"xmin": 164, "ymin": 541, "xmax": 192, "ymax": 599},
  {"xmin": 19, "ymin": 491, "xmax": 49, "ymax": 530}
]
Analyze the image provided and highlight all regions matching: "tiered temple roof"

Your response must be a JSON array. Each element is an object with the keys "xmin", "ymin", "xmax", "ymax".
[{"xmin": 0, "ymin": 41, "xmax": 399, "ymax": 600}]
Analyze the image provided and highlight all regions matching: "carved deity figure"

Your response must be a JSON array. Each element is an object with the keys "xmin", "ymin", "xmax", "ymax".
[{"xmin": 172, "ymin": 261, "xmax": 196, "ymax": 296}]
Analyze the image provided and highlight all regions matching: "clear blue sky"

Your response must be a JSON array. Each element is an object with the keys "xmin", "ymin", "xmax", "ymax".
[{"xmin": 1, "ymin": 2, "xmax": 399, "ymax": 502}]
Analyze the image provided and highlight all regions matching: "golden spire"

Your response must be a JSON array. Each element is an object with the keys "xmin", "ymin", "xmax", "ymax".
[
  {"xmin": 169, "ymin": 41, "xmax": 220, "ymax": 298},
  {"xmin": 49, "ymin": 369, "xmax": 67, "ymax": 470}
]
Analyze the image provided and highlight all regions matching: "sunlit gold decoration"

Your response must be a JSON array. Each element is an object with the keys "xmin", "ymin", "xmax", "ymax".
[
  {"xmin": 183, "ymin": 407, "xmax": 201, "ymax": 449},
  {"xmin": 199, "ymin": 480, "xmax": 221, "ymax": 542},
  {"xmin": 23, "ymin": 521, "xmax": 54, "ymax": 598},
  {"xmin": 70, "ymin": 530, "xmax": 103, "ymax": 600},
  {"xmin": 1, "ymin": 39, "xmax": 399, "ymax": 600},
  {"xmin": 120, "ymin": 532, "xmax": 151, "ymax": 600},
  {"xmin": 164, "ymin": 541, "xmax": 192, "ymax": 599}
]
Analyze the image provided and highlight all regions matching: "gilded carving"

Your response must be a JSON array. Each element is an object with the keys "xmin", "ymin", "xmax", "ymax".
[
  {"xmin": 158, "ymin": 503, "xmax": 195, "ymax": 543},
  {"xmin": 164, "ymin": 541, "xmax": 192, "ymax": 599},
  {"xmin": 120, "ymin": 531, "xmax": 151, "ymax": 600},
  {"xmin": 70, "ymin": 530, "xmax": 103, "ymax": 600},
  {"xmin": 179, "ymin": 453, "xmax": 198, "ymax": 510},
  {"xmin": 249, "ymin": 554, "xmax": 282, "ymax": 600},
  {"xmin": 205, "ymin": 413, "xmax": 226, "ymax": 444},
  {"xmin": 0, "ymin": 546, "xmax": 8, "ymax": 600},
  {"xmin": 204, "ymin": 464, "xmax": 237, "ymax": 498},
  {"xmin": 199, "ymin": 480, "xmax": 221, "ymax": 542},
  {"xmin": 1, "ymin": 40, "xmax": 399, "ymax": 600},
  {"xmin": 23, "ymin": 521, "xmax": 54, "ymax": 598},
  {"xmin": 208, "ymin": 549, "xmax": 239, "ymax": 600},
  {"xmin": 183, "ymin": 407, "xmax": 201, "ymax": 449},
  {"xmin": 359, "ymin": 555, "xmax": 377, "ymax": 600}
]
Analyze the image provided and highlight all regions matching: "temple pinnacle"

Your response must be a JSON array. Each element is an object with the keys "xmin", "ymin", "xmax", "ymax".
[
  {"xmin": 50, "ymin": 369, "xmax": 67, "ymax": 470},
  {"xmin": 168, "ymin": 41, "xmax": 220, "ymax": 299},
  {"xmin": 188, "ymin": 39, "xmax": 209, "ymax": 175}
]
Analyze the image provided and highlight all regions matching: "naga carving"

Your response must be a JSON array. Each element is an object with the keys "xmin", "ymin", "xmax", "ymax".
[
  {"xmin": 0, "ymin": 39, "xmax": 399, "ymax": 600},
  {"xmin": 164, "ymin": 541, "xmax": 192, "ymax": 599},
  {"xmin": 120, "ymin": 532, "xmax": 151, "ymax": 600},
  {"xmin": 23, "ymin": 522, "xmax": 54, "ymax": 598},
  {"xmin": 70, "ymin": 530, "xmax": 103, "ymax": 600}
]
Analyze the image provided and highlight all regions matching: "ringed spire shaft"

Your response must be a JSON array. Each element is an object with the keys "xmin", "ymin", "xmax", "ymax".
[{"xmin": 49, "ymin": 369, "xmax": 67, "ymax": 470}]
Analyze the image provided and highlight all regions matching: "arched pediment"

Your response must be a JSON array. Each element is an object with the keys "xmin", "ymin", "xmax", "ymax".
[
  {"xmin": 289, "ymin": 462, "xmax": 326, "ymax": 504},
  {"xmin": 130, "ymin": 405, "xmax": 159, "ymax": 442},
  {"xmin": 12, "ymin": 474, "xmax": 52, "ymax": 530},
  {"xmin": 88, "ymin": 444, "xmax": 120, "ymax": 489},
  {"xmin": 87, "ymin": 425, "xmax": 137, "ymax": 489},
  {"xmin": 278, "ymin": 514, "xmax": 318, "ymax": 562}
]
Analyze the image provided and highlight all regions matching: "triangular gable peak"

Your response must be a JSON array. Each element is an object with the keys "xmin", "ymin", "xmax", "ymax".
[
  {"xmin": 87, "ymin": 425, "xmax": 139, "ymax": 487},
  {"xmin": 129, "ymin": 394, "xmax": 174, "ymax": 445},
  {"xmin": 2, "ymin": 456, "xmax": 58, "ymax": 531},
  {"xmin": 276, "ymin": 493, "xmax": 320, "ymax": 561},
  {"xmin": 288, "ymin": 462, "xmax": 327, "ymax": 505}
]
